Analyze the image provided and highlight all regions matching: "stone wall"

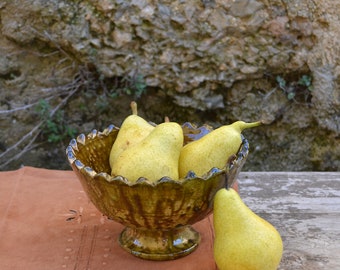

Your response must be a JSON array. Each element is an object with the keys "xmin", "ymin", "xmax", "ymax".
[{"xmin": 0, "ymin": 0, "xmax": 339, "ymax": 171}]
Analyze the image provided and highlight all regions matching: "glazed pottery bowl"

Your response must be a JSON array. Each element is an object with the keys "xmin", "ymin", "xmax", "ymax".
[{"xmin": 66, "ymin": 124, "xmax": 249, "ymax": 260}]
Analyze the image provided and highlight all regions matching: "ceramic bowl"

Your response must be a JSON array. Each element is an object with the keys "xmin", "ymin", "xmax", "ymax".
[{"xmin": 66, "ymin": 123, "xmax": 249, "ymax": 260}]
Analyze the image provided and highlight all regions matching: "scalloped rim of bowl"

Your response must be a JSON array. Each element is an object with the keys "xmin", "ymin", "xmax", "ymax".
[{"xmin": 66, "ymin": 124, "xmax": 249, "ymax": 187}]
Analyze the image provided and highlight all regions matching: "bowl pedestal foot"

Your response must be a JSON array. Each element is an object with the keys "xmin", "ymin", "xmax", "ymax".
[{"xmin": 118, "ymin": 225, "xmax": 201, "ymax": 260}]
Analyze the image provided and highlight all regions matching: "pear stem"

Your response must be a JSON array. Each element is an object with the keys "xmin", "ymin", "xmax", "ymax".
[
  {"xmin": 244, "ymin": 120, "xmax": 262, "ymax": 129},
  {"xmin": 130, "ymin": 101, "xmax": 138, "ymax": 115},
  {"xmin": 236, "ymin": 120, "xmax": 263, "ymax": 132},
  {"xmin": 164, "ymin": 116, "xmax": 170, "ymax": 122}
]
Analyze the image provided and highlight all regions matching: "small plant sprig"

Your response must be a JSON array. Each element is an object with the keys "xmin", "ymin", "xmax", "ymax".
[
  {"xmin": 297, "ymin": 75, "xmax": 313, "ymax": 91},
  {"xmin": 123, "ymin": 73, "xmax": 147, "ymax": 98},
  {"xmin": 276, "ymin": 74, "xmax": 313, "ymax": 103},
  {"xmin": 109, "ymin": 73, "xmax": 147, "ymax": 99},
  {"xmin": 35, "ymin": 99, "xmax": 77, "ymax": 143}
]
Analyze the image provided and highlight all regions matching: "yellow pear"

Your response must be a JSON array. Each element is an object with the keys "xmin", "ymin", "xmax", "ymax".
[
  {"xmin": 178, "ymin": 121, "xmax": 261, "ymax": 178},
  {"xmin": 111, "ymin": 122, "xmax": 184, "ymax": 183},
  {"xmin": 213, "ymin": 188, "xmax": 283, "ymax": 270},
  {"xmin": 109, "ymin": 101, "xmax": 154, "ymax": 169}
]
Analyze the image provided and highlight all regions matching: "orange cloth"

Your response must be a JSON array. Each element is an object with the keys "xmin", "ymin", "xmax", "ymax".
[{"xmin": 0, "ymin": 167, "xmax": 217, "ymax": 270}]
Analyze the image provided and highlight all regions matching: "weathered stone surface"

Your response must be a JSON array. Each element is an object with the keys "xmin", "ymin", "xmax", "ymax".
[{"xmin": 0, "ymin": 0, "xmax": 339, "ymax": 171}]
